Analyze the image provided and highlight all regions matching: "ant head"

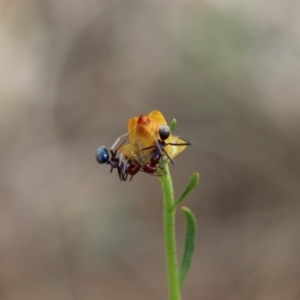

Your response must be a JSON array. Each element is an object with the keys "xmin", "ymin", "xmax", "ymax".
[
  {"xmin": 158, "ymin": 125, "xmax": 171, "ymax": 141},
  {"xmin": 96, "ymin": 146, "xmax": 110, "ymax": 164}
]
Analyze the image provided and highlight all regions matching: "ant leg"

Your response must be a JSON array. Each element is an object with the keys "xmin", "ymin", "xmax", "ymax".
[
  {"xmin": 179, "ymin": 137, "xmax": 193, "ymax": 145},
  {"xmin": 141, "ymin": 148, "xmax": 156, "ymax": 163},
  {"xmin": 109, "ymin": 139, "xmax": 127, "ymax": 163},
  {"xmin": 118, "ymin": 153, "xmax": 128, "ymax": 176},
  {"xmin": 119, "ymin": 153, "xmax": 124, "ymax": 167},
  {"xmin": 142, "ymin": 145, "xmax": 156, "ymax": 151},
  {"xmin": 142, "ymin": 142, "xmax": 176, "ymax": 166},
  {"xmin": 167, "ymin": 142, "xmax": 192, "ymax": 146},
  {"xmin": 141, "ymin": 136, "xmax": 163, "ymax": 155},
  {"xmin": 154, "ymin": 135, "xmax": 163, "ymax": 155},
  {"xmin": 163, "ymin": 148, "xmax": 176, "ymax": 167},
  {"xmin": 117, "ymin": 165, "xmax": 124, "ymax": 181},
  {"xmin": 123, "ymin": 173, "xmax": 129, "ymax": 182},
  {"xmin": 110, "ymin": 149, "xmax": 116, "ymax": 159},
  {"xmin": 120, "ymin": 167, "xmax": 128, "ymax": 182},
  {"xmin": 110, "ymin": 132, "xmax": 129, "ymax": 151},
  {"xmin": 167, "ymin": 137, "xmax": 193, "ymax": 146}
]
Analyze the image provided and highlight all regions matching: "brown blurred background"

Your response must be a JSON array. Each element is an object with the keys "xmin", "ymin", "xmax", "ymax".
[{"xmin": 1, "ymin": 1, "xmax": 300, "ymax": 299}]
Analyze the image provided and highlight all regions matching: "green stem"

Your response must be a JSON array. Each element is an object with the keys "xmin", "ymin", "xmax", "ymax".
[{"xmin": 159, "ymin": 164, "xmax": 181, "ymax": 300}]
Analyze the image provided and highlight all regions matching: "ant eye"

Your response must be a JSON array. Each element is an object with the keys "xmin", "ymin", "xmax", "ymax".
[
  {"xmin": 96, "ymin": 146, "xmax": 109, "ymax": 164},
  {"xmin": 159, "ymin": 125, "xmax": 170, "ymax": 140}
]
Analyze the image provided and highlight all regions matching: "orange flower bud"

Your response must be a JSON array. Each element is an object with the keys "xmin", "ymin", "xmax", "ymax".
[{"xmin": 118, "ymin": 110, "xmax": 188, "ymax": 163}]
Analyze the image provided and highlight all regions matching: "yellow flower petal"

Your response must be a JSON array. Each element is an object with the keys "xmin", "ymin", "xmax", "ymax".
[
  {"xmin": 129, "ymin": 114, "xmax": 160, "ymax": 150},
  {"xmin": 127, "ymin": 117, "xmax": 138, "ymax": 144},
  {"xmin": 118, "ymin": 143, "xmax": 140, "ymax": 158},
  {"xmin": 168, "ymin": 136, "xmax": 187, "ymax": 158},
  {"xmin": 148, "ymin": 110, "xmax": 167, "ymax": 126},
  {"xmin": 119, "ymin": 110, "xmax": 188, "ymax": 163}
]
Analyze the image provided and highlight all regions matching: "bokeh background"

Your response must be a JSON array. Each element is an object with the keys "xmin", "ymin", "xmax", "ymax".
[{"xmin": 1, "ymin": 1, "xmax": 300, "ymax": 299}]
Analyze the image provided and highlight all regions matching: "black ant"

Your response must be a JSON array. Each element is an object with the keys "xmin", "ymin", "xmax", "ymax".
[
  {"xmin": 142, "ymin": 125, "xmax": 192, "ymax": 171},
  {"xmin": 96, "ymin": 144, "xmax": 140, "ymax": 182},
  {"xmin": 96, "ymin": 125, "xmax": 192, "ymax": 180},
  {"xmin": 123, "ymin": 158, "xmax": 140, "ymax": 181},
  {"xmin": 96, "ymin": 146, "xmax": 123, "ymax": 180},
  {"xmin": 130, "ymin": 125, "xmax": 192, "ymax": 175}
]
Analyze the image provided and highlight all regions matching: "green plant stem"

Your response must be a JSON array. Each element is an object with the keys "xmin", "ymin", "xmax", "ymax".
[{"xmin": 159, "ymin": 164, "xmax": 181, "ymax": 300}]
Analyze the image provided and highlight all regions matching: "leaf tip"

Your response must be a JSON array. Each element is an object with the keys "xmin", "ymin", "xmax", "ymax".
[
  {"xmin": 169, "ymin": 118, "xmax": 177, "ymax": 134},
  {"xmin": 190, "ymin": 172, "xmax": 200, "ymax": 188}
]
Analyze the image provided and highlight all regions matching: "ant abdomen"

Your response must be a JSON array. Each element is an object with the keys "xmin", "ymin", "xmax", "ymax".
[
  {"xmin": 142, "ymin": 163, "xmax": 157, "ymax": 174},
  {"xmin": 126, "ymin": 160, "xmax": 140, "ymax": 176}
]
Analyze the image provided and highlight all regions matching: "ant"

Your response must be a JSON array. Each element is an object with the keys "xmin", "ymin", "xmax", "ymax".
[
  {"xmin": 96, "ymin": 146, "xmax": 123, "ymax": 180},
  {"xmin": 123, "ymin": 158, "xmax": 141, "ymax": 181},
  {"xmin": 142, "ymin": 125, "xmax": 192, "ymax": 172},
  {"xmin": 96, "ymin": 145, "xmax": 140, "ymax": 182},
  {"xmin": 125, "ymin": 125, "xmax": 192, "ymax": 175},
  {"xmin": 96, "ymin": 143, "xmax": 160, "ymax": 180},
  {"xmin": 96, "ymin": 125, "xmax": 192, "ymax": 181}
]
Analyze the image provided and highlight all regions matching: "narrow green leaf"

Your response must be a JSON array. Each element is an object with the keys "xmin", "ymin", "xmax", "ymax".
[
  {"xmin": 169, "ymin": 118, "xmax": 177, "ymax": 134},
  {"xmin": 178, "ymin": 207, "xmax": 197, "ymax": 290},
  {"xmin": 173, "ymin": 172, "xmax": 200, "ymax": 210}
]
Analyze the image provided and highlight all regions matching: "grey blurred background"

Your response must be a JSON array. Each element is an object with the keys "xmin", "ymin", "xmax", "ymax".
[{"xmin": 1, "ymin": 1, "xmax": 300, "ymax": 299}]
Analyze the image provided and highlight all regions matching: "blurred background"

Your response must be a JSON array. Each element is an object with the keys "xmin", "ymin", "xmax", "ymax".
[{"xmin": 1, "ymin": 0, "xmax": 300, "ymax": 299}]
